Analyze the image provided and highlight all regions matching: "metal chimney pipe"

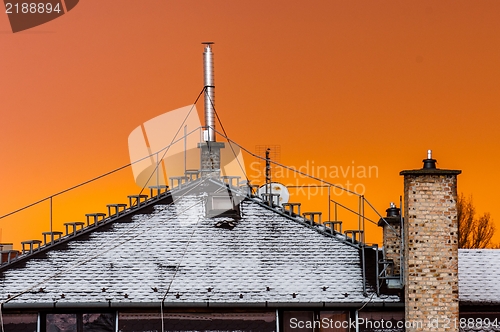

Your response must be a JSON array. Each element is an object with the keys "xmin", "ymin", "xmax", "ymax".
[
  {"xmin": 203, "ymin": 42, "xmax": 216, "ymax": 142},
  {"xmin": 423, "ymin": 149, "xmax": 437, "ymax": 169}
]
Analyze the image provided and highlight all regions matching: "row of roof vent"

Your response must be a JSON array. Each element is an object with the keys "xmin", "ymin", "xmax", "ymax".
[
  {"xmin": 1, "ymin": 167, "xmax": 373, "ymax": 266},
  {"xmin": 0, "ymin": 167, "xmax": 252, "ymax": 267},
  {"xmin": 250, "ymin": 190, "xmax": 367, "ymax": 246},
  {"xmin": 168, "ymin": 172, "xmax": 369, "ymax": 248},
  {"xmin": 0, "ymin": 184, "xmax": 174, "ymax": 267}
]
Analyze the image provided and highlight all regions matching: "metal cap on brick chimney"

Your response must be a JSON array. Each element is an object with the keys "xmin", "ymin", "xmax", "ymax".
[
  {"xmin": 378, "ymin": 202, "xmax": 401, "ymax": 226},
  {"xmin": 400, "ymin": 151, "xmax": 461, "ymax": 176},
  {"xmin": 386, "ymin": 202, "xmax": 400, "ymax": 217},
  {"xmin": 203, "ymin": 42, "xmax": 216, "ymax": 142},
  {"xmin": 198, "ymin": 43, "xmax": 225, "ymax": 176},
  {"xmin": 378, "ymin": 202, "xmax": 403, "ymax": 284},
  {"xmin": 422, "ymin": 149, "xmax": 436, "ymax": 169}
]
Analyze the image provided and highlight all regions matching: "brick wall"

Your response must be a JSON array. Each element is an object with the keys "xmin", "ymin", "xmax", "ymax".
[
  {"xmin": 401, "ymin": 169, "xmax": 460, "ymax": 332},
  {"xmin": 198, "ymin": 142, "xmax": 225, "ymax": 177},
  {"xmin": 382, "ymin": 220, "xmax": 401, "ymax": 275}
]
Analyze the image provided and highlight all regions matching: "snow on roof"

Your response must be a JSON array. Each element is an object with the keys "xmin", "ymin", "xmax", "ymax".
[
  {"xmin": 0, "ymin": 195, "xmax": 400, "ymax": 309},
  {"xmin": 459, "ymin": 249, "xmax": 500, "ymax": 305}
]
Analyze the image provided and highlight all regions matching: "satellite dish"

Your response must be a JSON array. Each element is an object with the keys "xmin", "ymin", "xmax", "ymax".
[{"xmin": 257, "ymin": 182, "xmax": 290, "ymax": 205}]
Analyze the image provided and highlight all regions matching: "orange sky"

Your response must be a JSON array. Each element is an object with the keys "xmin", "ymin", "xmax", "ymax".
[{"xmin": 1, "ymin": 1, "xmax": 500, "ymax": 248}]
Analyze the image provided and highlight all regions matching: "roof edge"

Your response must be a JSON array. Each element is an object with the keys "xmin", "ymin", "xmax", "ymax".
[{"xmin": 3, "ymin": 300, "xmax": 404, "ymax": 310}]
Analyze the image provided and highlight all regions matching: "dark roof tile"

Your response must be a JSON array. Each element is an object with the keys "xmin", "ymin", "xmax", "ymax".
[{"xmin": 0, "ymin": 195, "xmax": 399, "ymax": 308}]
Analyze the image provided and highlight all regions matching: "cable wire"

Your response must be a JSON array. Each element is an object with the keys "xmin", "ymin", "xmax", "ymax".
[
  {"xmin": 358, "ymin": 292, "xmax": 376, "ymax": 311},
  {"xmin": 0, "ymin": 303, "xmax": 4, "ymax": 332},
  {"xmin": 0, "ymin": 130, "xmax": 190, "ymax": 221},
  {"xmin": 0, "ymin": 179, "xmax": 207, "ymax": 307},
  {"xmin": 160, "ymin": 198, "xmax": 203, "ymax": 332},
  {"xmin": 206, "ymin": 93, "xmax": 249, "ymax": 183},
  {"xmin": 0, "ymin": 88, "xmax": 205, "ymax": 222},
  {"xmin": 212, "ymin": 131, "xmax": 363, "ymax": 197},
  {"xmin": 137, "ymin": 87, "xmax": 206, "ymax": 197}
]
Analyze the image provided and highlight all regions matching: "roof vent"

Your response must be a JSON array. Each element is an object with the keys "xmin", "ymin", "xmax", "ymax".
[
  {"xmin": 422, "ymin": 149, "xmax": 437, "ymax": 169},
  {"xmin": 386, "ymin": 202, "xmax": 400, "ymax": 217},
  {"xmin": 257, "ymin": 182, "xmax": 290, "ymax": 206},
  {"xmin": 212, "ymin": 196, "xmax": 233, "ymax": 210},
  {"xmin": 206, "ymin": 194, "xmax": 241, "ymax": 219}
]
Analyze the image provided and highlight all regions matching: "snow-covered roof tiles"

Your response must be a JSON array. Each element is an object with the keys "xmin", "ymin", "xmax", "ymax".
[
  {"xmin": 0, "ymin": 194, "xmax": 401, "ymax": 309},
  {"xmin": 459, "ymin": 249, "xmax": 500, "ymax": 305}
]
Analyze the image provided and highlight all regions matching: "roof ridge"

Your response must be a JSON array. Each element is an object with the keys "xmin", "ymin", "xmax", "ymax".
[{"xmin": 243, "ymin": 196, "xmax": 362, "ymax": 249}]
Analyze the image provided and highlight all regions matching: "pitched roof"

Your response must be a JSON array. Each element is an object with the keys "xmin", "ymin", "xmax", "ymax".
[
  {"xmin": 459, "ymin": 249, "xmax": 500, "ymax": 305},
  {"xmin": 0, "ymin": 191, "xmax": 400, "ymax": 309}
]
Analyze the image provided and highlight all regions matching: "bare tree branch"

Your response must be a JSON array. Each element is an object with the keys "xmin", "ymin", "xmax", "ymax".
[
  {"xmin": 458, "ymin": 193, "xmax": 475, "ymax": 248},
  {"xmin": 457, "ymin": 193, "xmax": 495, "ymax": 249}
]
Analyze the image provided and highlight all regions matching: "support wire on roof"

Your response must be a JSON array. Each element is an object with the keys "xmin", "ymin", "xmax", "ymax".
[
  {"xmin": 0, "ymin": 83, "xmax": 204, "ymax": 222},
  {"xmin": 0, "ymin": 179, "xmax": 207, "ymax": 311},
  {"xmin": 160, "ymin": 205, "xmax": 203, "ymax": 332},
  {"xmin": 206, "ymin": 93, "xmax": 250, "ymax": 183},
  {"xmin": 137, "ymin": 87, "xmax": 206, "ymax": 198}
]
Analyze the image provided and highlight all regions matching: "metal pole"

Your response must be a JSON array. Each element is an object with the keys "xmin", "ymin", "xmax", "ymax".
[
  {"xmin": 358, "ymin": 196, "xmax": 361, "ymax": 233},
  {"xmin": 361, "ymin": 244, "xmax": 367, "ymax": 296},
  {"xmin": 362, "ymin": 196, "xmax": 365, "ymax": 245},
  {"xmin": 328, "ymin": 186, "xmax": 331, "ymax": 221},
  {"xmin": 375, "ymin": 244, "xmax": 380, "ymax": 295},
  {"xmin": 355, "ymin": 310, "xmax": 360, "ymax": 332},
  {"xmin": 50, "ymin": 197, "xmax": 53, "ymax": 233},
  {"xmin": 275, "ymin": 309, "xmax": 280, "ymax": 332},
  {"xmin": 203, "ymin": 42, "xmax": 216, "ymax": 142},
  {"xmin": 156, "ymin": 152, "xmax": 159, "ymax": 187},
  {"xmin": 400, "ymin": 195, "xmax": 404, "ymax": 286},
  {"xmin": 359, "ymin": 196, "xmax": 366, "ymax": 295},
  {"xmin": 335, "ymin": 202, "xmax": 338, "ymax": 221},
  {"xmin": 265, "ymin": 148, "xmax": 271, "ymax": 205},
  {"xmin": 184, "ymin": 125, "xmax": 187, "ymax": 174}
]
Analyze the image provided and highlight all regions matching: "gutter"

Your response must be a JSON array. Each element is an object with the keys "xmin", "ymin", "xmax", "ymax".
[{"xmin": 2, "ymin": 300, "xmax": 404, "ymax": 310}]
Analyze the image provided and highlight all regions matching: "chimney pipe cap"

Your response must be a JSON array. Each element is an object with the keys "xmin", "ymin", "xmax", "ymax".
[
  {"xmin": 422, "ymin": 149, "xmax": 437, "ymax": 169},
  {"xmin": 386, "ymin": 203, "xmax": 400, "ymax": 217}
]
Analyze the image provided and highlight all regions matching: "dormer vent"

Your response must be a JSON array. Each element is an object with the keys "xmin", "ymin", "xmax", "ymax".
[
  {"xmin": 212, "ymin": 196, "xmax": 234, "ymax": 211},
  {"xmin": 206, "ymin": 194, "xmax": 240, "ymax": 218}
]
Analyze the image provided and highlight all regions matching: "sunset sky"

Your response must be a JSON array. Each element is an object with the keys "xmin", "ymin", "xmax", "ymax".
[{"xmin": 1, "ymin": 1, "xmax": 500, "ymax": 248}]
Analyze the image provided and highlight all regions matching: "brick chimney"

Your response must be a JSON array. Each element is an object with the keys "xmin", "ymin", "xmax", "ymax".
[
  {"xmin": 400, "ymin": 150, "xmax": 461, "ymax": 332},
  {"xmin": 378, "ymin": 203, "xmax": 402, "ymax": 280}
]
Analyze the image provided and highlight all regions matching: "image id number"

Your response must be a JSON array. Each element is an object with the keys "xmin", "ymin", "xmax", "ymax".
[{"xmin": 5, "ymin": 2, "xmax": 62, "ymax": 14}]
